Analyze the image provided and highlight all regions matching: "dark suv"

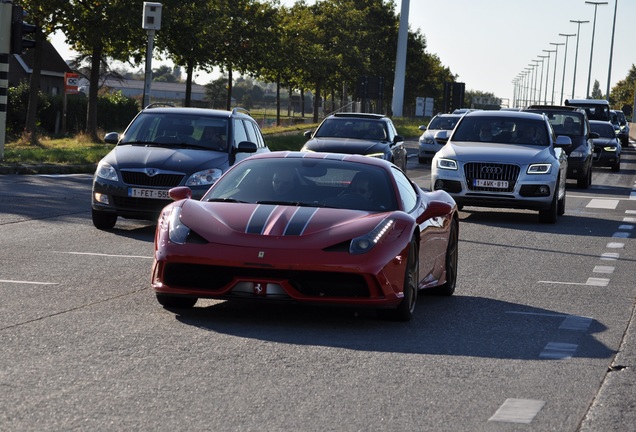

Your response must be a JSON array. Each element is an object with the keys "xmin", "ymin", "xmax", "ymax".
[
  {"xmin": 91, "ymin": 105, "xmax": 270, "ymax": 229},
  {"xmin": 523, "ymin": 105, "xmax": 595, "ymax": 188},
  {"xmin": 301, "ymin": 113, "xmax": 408, "ymax": 172}
]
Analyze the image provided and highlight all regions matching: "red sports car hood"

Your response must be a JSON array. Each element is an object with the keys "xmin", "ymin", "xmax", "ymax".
[{"xmin": 177, "ymin": 199, "xmax": 401, "ymax": 248}]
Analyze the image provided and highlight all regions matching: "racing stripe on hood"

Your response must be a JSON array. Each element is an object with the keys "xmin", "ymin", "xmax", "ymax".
[
  {"xmin": 246, "ymin": 204, "xmax": 276, "ymax": 234},
  {"xmin": 284, "ymin": 207, "xmax": 318, "ymax": 236}
]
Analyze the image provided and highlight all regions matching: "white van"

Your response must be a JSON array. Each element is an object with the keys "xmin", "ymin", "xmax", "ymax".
[{"xmin": 564, "ymin": 99, "xmax": 611, "ymax": 122}]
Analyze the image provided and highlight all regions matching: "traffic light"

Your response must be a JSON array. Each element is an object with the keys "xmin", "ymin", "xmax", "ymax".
[{"xmin": 10, "ymin": 5, "xmax": 36, "ymax": 55}]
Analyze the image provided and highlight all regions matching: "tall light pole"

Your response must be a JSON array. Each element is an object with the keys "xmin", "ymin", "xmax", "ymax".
[
  {"xmin": 559, "ymin": 33, "xmax": 575, "ymax": 104},
  {"xmin": 542, "ymin": 49, "xmax": 556, "ymax": 104},
  {"xmin": 570, "ymin": 20, "xmax": 589, "ymax": 99},
  {"xmin": 531, "ymin": 61, "xmax": 540, "ymax": 104},
  {"xmin": 585, "ymin": 1, "xmax": 608, "ymax": 98},
  {"xmin": 538, "ymin": 55, "xmax": 548, "ymax": 104},
  {"xmin": 606, "ymin": 0, "xmax": 618, "ymax": 100},
  {"xmin": 524, "ymin": 68, "xmax": 533, "ymax": 106},
  {"xmin": 549, "ymin": 43, "xmax": 564, "ymax": 105}
]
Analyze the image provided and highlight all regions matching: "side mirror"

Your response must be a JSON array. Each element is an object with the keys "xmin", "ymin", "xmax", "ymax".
[
  {"xmin": 419, "ymin": 125, "xmax": 427, "ymax": 131},
  {"xmin": 393, "ymin": 135, "xmax": 405, "ymax": 143},
  {"xmin": 434, "ymin": 130, "xmax": 449, "ymax": 144},
  {"xmin": 235, "ymin": 141, "xmax": 258, "ymax": 153},
  {"xmin": 422, "ymin": 200, "xmax": 453, "ymax": 220},
  {"xmin": 169, "ymin": 186, "xmax": 192, "ymax": 201},
  {"xmin": 303, "ymin": 130, "xmax": 313, "ymax": 138},
  {"xmin": 555, "ymin": 135, "xmax": 572, "ymax": 147},
  {"xmin": 104, "ymin": 132, "xmax": 120, "ymax": 144},
  {"xmin": 588, "ymin": 132, "xmax": 600, "ymax": 139}
]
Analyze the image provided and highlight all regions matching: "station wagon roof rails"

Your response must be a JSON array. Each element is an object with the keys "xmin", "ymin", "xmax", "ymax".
[
  {"xmin": 143, "ymin": 102, "xmax": 175, "ymax": 109},
  {"xmin": 231, "ymin": 107, "xmax": 251, "ymax": 116}
]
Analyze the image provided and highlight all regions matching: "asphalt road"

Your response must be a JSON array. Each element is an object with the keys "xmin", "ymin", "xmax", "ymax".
[{"xmin": 0, "ymin": 141, "xmax": 634, "ymax": 431}]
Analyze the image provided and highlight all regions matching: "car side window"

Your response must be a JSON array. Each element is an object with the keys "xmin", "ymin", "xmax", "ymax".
[
  {"xmin": 245, "ymin": 120, "xmax": 265, "ymax": 147},
  {"xmin": 233, "ymin": 119, "xmax": 249, "ymax": 146},
  {"xmin": 392, "ymin": 167, "xmax": 417, "ymax": 212}
]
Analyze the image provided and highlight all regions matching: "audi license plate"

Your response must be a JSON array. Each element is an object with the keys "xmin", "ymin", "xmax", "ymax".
[
  {"xmin": 128, "ymin": 188, "xmax": 170, "ymax": 199},
  {"xmin": 473, "ymin": 179, "xmax": 509, "ymax": 189}
]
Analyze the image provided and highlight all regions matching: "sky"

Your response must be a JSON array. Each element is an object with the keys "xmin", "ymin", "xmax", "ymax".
[{"xmin": 51, "ymin": 0, "xmax": 634, "ymax": 107}]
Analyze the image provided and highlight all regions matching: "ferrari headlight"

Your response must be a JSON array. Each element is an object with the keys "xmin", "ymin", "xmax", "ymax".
[
  {"xmin": 95, "ymin": 161, "xmax": 118, "ymax": 181},
  {"xmin": 527, "ymin": 163, "xmax": 552, "ymax": 174},
  {"xmin": 436, "ymin": 158, "xmax": 458, "ymax": 170},
  {"xmin": 604, "ymin": 146, "xmax": 618, "ymax": 152},
  {"xmin": 168, "ymin": 207, "xmax": 190, "ymax": 244},
  {"xmin": 185, "ymin": 168, "xmax": 223, "ymax": 186},
  {"xmin": 350, "ymin": 218, "xmax": 395, "ymax": 254}
]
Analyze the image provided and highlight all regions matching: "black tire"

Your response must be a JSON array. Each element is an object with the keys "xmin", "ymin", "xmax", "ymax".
[
  {"xmin": 382, "ymin": 237, "xmax": 419, "ymax": 321},
  {"xmin": 539, "ymin": 186, "xmax": 558, "ymax": 224},
  {"xmin": 418, "ymin": 156, "xmax": 427, "ymax": 164},
  {"xmin": 577, "ymin": 165, "xmax": 591, "ymax": 189},
  {"xmin": 557, "ymin": 189, "xmax": 566, "ymax": 216},
  {"xmin": 156, "ymin": 294, "xmax": 197, "ymax": 309},
  {"xmin": 92, "ymin": 209, "xmax": 117, "ymax": 230},
  {"xmin": 431, "ymin": 218, "xmax": 458, "ymax": 296},
  {"xmin": 611, "ymin": 158, "xmax": 620, "ymax": 172}
]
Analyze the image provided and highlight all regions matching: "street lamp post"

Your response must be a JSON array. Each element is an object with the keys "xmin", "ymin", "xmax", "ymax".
[
  {"xmin": 549, "ymin": 43, "xmax": 564, "ymax": 105},
  {"xmin": 525, "ymin": 68, "xmax": 533, "ymax": 106},
  {"xmin": 558, "ymin": 33, "xmax": 575, "ymax": 104},
  {"xmin": 570, "ymin": 20, "xmax": 589, "ymax": 99},
  {"xmin": 542, "ymin": 49, "xmax": 556, "ymax": 104},
  {"xmin": 531, "ymin": 61, "xmax": 540, "ymax": 105},
  {"xmin": 585, "ymin": 1, "xmax": 608, "ymax": 98},
  {"xmin": 538, "ymin": 55, "xmax": 549, "ymax": 104},
  {"xmin": 606, "ymin": 0, "xmax": 618, "ymax": 100}
]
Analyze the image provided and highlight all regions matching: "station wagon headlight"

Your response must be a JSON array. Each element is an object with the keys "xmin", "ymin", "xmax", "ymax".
[
  {"xmin": 350, "ymin": 218, "xmax": 395, "ymax": 254},
  {"xmin": 436, "ymin": 158, "xmax": 458, "ymax": 170},
  {"xmin": 168, "ymin": 207, "xmax": 190, "ymax": 244},
  {"xmin": 366, "ymin": 152, "xmax": 386, "ymax": 159},
  {"xmin": 527, "ymin": 163, "xmax": 552, "ymax": 174},
  {"xmin": 604, "ymin": 146, "xmax": 618, "ymax": 152},
  {"xmin": 95, "ymin": 161, "xmax": 118, "ymax": 181},
  {"xmin": 185, "ymin": 168, "xmax": 223, "ymax": 186}
]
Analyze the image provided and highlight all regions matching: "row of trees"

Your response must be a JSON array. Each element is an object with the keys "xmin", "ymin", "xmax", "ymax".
[{"xmin": 17, "ymin": 0, "xmax": 457, "ymax": 143}]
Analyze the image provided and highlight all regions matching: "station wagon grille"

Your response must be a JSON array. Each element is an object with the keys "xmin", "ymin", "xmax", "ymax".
[
  {"xmin": 464, "ymin": 162, "xmax": 520, "ymax": 192},
  {"xmin": 121, "ymin": 171, "xmax": 184, "ymax": 187}
]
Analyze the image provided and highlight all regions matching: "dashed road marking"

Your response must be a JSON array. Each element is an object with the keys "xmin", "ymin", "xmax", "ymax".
[
  {"xmin": 600, "ymin": 252, "xmax": 620, "ymax": 260},
  {"xmin": 0, "ymin": 279, "xmax": 58, "ymax": 285},
  {"xmin": 559, "ymin": 315, "xmax": 592, "ymax": 331},
  {"xmin": 540, "ymin": 342, "xmax": 578, "ymax": 359},
  {"xmin": 489, "ymin": 398, "xmax": 546, "ymax": 424},
  {"xmin": 586, "ymin": 199, "xmax": 619, "ymax": 209},
  {"xmin": 606, "ymin": 242, "xmax": 625, "ymax": 249},
  {"xmin": 593, "ymin": 265, "xmax": 615, "ymax": 274},
  {"xmin": 60, "ymin": 251, "xmax": 153, "ymax": 259},
  {"xmin": 612, "ymin": 232, "xmax": 631, "ymax": 238}
]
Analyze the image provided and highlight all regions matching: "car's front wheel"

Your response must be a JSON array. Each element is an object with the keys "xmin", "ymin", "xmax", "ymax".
[
  {"xmin": 577, "ymin": 164, "xmax": 592, "ymax": 188},
  {"xmin": 92, "ymin": 209, "xmax": 117, "ymax": 230},
  {"xmin": 539, "ymin": 185, "xmax": 559, "ymax": 224},
  {"xmin": 431, "ymin": 218, "xmax": 458, "ymax": 296},
  {"xmin": 381, "ymin": 237, "xmax": 419, "ymax": 322},
  {"xmin": 612, "ymin": 157, "xmax": 621, "ymax": 172},
  {"xmin": 156, "ymin": 294, "xmax": 197, "ymax": 309}
]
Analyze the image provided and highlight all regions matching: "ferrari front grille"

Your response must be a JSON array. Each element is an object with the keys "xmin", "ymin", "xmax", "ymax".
[{"xmin": 163, "ymin": 263, "xmax": 371, "ymax": 298}]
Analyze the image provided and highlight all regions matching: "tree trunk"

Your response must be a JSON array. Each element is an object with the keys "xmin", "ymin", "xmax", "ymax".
[
  {"xmin": 313, "ymin": 81, "xmax": 321, "ymax": 123},
  {"xmin": 225, "ymin": 65, "xmax": 233, "ymax": 111},
  {"xmin": 86, "ymin": 44, "xmax": 102, "ymax": 142},
  {"xmin": 184, "ymin": 58, "xmax": 194, "ymax": 106},
  {"xmin": 25, "ymin": 26, "xmax": 45, "ymax": 145},
  {"xmin": 276, "ymin": 73, "xmax": 281, "ymax": 126}
]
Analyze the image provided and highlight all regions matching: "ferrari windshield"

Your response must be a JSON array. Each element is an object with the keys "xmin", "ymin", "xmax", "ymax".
[
  {"xmin": 452, "ymin": 116, "xmax": 550, "ymax": 146},
  {"xmin": 203, "ymin": 158, "xmax": 399, "ymax": 212}
]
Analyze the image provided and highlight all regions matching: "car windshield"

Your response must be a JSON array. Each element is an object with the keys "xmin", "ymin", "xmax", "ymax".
[
  {"xmin": 590, "ymin": 122, "xmax": 617, "ymax": 139},
  {"xmin": 452, "ymin": 116, "xmax": 549, "ymax": 146},
  {"xmin": 428, "ymin": 116, "xmax": 459, "ymax": 130},
  {"xmin": 120, "ymin": 112, "xmax": 229, "ymax": 151},
  {"xmin": 313, "ymin": 118, "xmax": 387, "ymax": 140},
  {"xmin": 203, "ymin": 158, "xmax": 399, "ymax": 212}
]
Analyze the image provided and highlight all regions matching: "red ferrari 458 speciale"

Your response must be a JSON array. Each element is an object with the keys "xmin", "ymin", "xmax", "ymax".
[{"xmin": 152, "ymin": 151, "xmax": 458, "ymax": 321}]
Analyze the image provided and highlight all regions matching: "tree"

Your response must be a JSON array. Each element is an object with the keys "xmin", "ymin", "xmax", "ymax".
[
  {"xmin": 609, "ymin": 64, "xmax": 636, "ymax": 115},
  {"xmin": 591, "ymin": 79, "xmax": 603, "ymax": 99}
]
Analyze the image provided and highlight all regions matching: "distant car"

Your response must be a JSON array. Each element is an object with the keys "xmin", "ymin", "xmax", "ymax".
[
  {"xmin": 564, "ymin": 98, "xmax": 611, "ymax": 122},
  {"xmin": 523, "ymin": 105, "xmax": 594, "ymax": 188},
  {"xmin": 452, "ymin": 108, "xmax": 478, "ymax": 115},
  {"xmin": 301, "ymin": 113, "xmax": 408, "ymax": 172},
  {"xmin": 430, "ymin": 110, "xmax": 570, "ymax": 223},
  {"xmin": 417, "ymin": 114, "xmax": 462, "ymax": 163},
  {"xmin": 91, "ymin": 105, "xmax": 270, "ymax": 229},
  {"xmin": 589, "ymin": 120, "xmax": 621, "ymax": 172},
  {"xmin": 151, "ymin": 151, "xmax": 459, "ymax": 321},
  {"xmin": 611, "ymin": 109, "xmax": 630, "ymax": 145}
]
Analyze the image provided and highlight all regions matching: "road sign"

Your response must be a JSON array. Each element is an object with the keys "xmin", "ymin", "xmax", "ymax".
[{"xmin": 65, "ymin": 72, "xmax": 79, "ymax": 94}]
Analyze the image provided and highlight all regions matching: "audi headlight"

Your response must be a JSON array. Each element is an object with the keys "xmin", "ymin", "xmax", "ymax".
[
  {"xmin": 350, "ymin": 218, "xmax": 395, "ymax": 254},
  {"xmin": 168, "ymin": 207, "xmax": 190, "ymax": 244},
  {"xmin": 436, "ymin": 158, "xmax": 458, "ymax": 170},
  {"xmin": 570, "ymin": 151, "xmax": 584, "ymax": 158},
  {"xmin": 95, "ymin": 161, "xmax": 118, "ymax": 182},
  {"xmin": 366, "ymin": 152, "xmax": 386, "ymax": 159},
  {"xmin": 604, "ymin": 146, "xmax": 618, "ymax": 152},
  {"xmin": 185, "ymin": 168, "xmax": 223, "ymax": 186},
  {"xmin": 527, "ymin": 163, "xmax": 552, "ymax": 174},
  {"xmin": 424, "ymin": 138, "xmax": 436, "ymax": 145}
]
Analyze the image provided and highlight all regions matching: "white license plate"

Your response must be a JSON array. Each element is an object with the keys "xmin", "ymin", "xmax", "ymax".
[
  {"xmin": 473, "ymin": 179, "xmax": 509, "ymax": 189},
  {"xmin": 128, "ymin": 188, "xmax": 170, "ymax": 199}
]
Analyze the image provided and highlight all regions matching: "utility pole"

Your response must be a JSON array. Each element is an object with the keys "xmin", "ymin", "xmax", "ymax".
[{"xmin": 391, "ymin": 0, "xmax": 409, "ymax": 117}]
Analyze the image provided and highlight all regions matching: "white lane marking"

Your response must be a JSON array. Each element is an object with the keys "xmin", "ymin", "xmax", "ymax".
[
  {"xmin": 623, "ymin": 217, "xmax": 636, "ymax": 223},
  {"xmin": 600, "ymin": 252, "xmax": 620, "ymax": 260},
  {"xmin": 606, "ymin": 242, "xmax": 625, "ymax": 249},
  {"xmin": 559, "ymin": 316, "xmax": 592, "ymax": 331},
  {"xmin": 586, "ymin": 278, "xmax": 610, "ymax": 286},
  {"xmin": 586, "ymin": 199, "xmax": 619, "ymax": 209},
  {"xmin": 626, "ymin": 210, "xmax": 636, "ymax": 214},
  {"xmin": 618, "ymin": 224, "xmax": 634, "ymax": 230},
  {"xmin": 60, "ymin": 252, "xmax": 153, "ymax": 259},
  {"xmin": 593, "ymin": 265, "xmax": 615, "ymax": 274},
  {"xmin": 540, "ymin": 342, "xmax": 578, "ymax": 359},
  {"xmin": 506, "ymin": 311, "xmax": 567, "ymax": 318},
  {"xmin": 612, "ymin": 232, "xmax": 631, "ymax": 238},
  {"xmin": 0, "ymin": 279, "xmax": 58, "ymax": 285},
  {"xmin": 489, "ymin": 398, "xmax": 546, "ymax": 423}
]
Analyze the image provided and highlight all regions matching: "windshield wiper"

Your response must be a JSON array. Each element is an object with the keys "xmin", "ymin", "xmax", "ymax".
[{"xmin": 206, "ymin": 197, "xmax": 247, "ymax": 203}]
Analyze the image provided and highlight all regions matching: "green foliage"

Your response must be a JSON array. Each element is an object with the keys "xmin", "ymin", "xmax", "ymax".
[
  {"xmin": 609, "ymin": 64, "xmax": 636, "ymax": 115},
  {"xmin": 6, "ymin": 81, "xmax": 50, "ymax": 138}
]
